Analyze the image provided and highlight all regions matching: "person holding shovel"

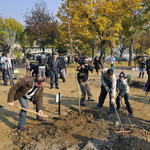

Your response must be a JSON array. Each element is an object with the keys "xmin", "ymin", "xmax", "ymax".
[
  {"xmin": 94, "ymin": 68, "xmax": 116, "ymax": 118},
  {"xmin": 116, "ymin": 72, "xmax": 133, "ymax": 118},
  {"xmin": 7, "ymin": 76, "xmax": 46, "ymax": 132}
]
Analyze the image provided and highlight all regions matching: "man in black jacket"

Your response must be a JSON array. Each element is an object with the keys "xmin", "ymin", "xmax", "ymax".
[
  {"xmin": 77, "ymin": 56, "xmax": 95, "ymax": 106},
  {"xmin": 36, "ymin": 52, "xmax": 46, "ymax": 78},
  {"xmin": 48, "ymin": 52, "xmax": 62, "ymax": 89},
  {"xmin": 59, "ymin": 54, "xmax": 66, "ymax": 82}
]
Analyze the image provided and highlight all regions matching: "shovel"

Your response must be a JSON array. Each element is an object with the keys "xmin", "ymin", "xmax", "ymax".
[
  {"xmin": 112, "ymin": 102, "xmax": 131, "ymax": 134},
  {"xmin": 120, "ymin": 99, "xmax": 133, "ymax": 126},
  {"xmin": 14, "ymin": 105, "xmax": 59, "ymax": 119}
]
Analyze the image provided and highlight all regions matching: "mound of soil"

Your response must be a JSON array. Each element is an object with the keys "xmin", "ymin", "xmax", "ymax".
[
  {"xmin": 130, "ymin": 81, "xmax": 146, "ymax": 88},
  {"xmin": 10, "ymin": 108, "xmax": 150, "ymax": 150}
]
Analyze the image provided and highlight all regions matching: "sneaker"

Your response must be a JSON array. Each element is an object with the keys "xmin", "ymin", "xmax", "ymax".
[
  {"xmin": 88, "ymin": 99, "xmax": 95, "ymax": 101},
  {"xmin": 56, "ymin": 87, "xmax": 59, "ymax": 89},
  {"xmin": 128, "ymin": 113, "xmax": 133, "ymax": 118},
  {"xmin": 80, "ymin": 103, "xmax": 86, "ymax": 106},
  {"xmin": 50, "ymin": 87, "xmax": 53, "ymax": 89},
  {"xmin": 116, "ymin": 107, "xmax": 121, "ymax": 110},
  {"xmin": 108, "ymin": 113, "xmax": 113, "ymax": 119},
  {"xmin": 37, "ymin": 118, "xmax": 47, "ymax": 123},
  {"xmin": 0, "ymin": 105, "xmax": 5, "ymax": 108},
  {"xmin": 17, "ymin": 127, "xmax": 27, "ymax": 132},
  {"xmin": 94, "ymin": 104, "xmax": 100, "ymax": 109}
]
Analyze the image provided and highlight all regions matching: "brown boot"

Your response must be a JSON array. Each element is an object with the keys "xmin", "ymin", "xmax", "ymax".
[
  {"xmin": 17, "ymin": 127, "xmax": 27, "ymax": 132},
  {"xmin": 37, "ymin": 118, "xmax": 47, "ymax": 123}
]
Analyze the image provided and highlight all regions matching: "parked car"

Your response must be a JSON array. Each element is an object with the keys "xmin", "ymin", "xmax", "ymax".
[
  {"xmin": 106, "ymin": 58, "xmax": 111, "ymax": 61},
  {"xmin": 123, "ymin": 57, "xmax": 129, "ymax": 61}
]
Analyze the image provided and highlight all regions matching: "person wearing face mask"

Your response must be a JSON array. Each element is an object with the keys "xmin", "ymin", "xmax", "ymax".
[
  {"xmin": 94, "ymin": 68, "xmax": 116, "ymax": 118},
  {"xmin": 77, "ymin": 56, "xmax": 95, "ymax": 106}
]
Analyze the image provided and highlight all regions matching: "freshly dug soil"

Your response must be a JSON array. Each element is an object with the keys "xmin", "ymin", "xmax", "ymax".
[
  {"xmin": 10, "ymin": 108, "xmax": 150, "ymax": 150},
  {"xmin": 130, "ymin": 81, "xmax": 146, "ymax": 88}
]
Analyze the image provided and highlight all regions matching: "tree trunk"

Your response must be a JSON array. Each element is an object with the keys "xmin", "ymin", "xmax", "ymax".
[
  {"xmin": 128, "ymin": 37, "xmax": 133, "ymax": 67},
  {"xmin": 92, "ymin": 43, "xmax": 94, "ymax": 62},
  {"xmin": 99, "ymin": 40, "xmax": 106, "ymax": 62},
  {"xmin": 42, "ymin": 47, "xmax": 45, "ymax": 53}
]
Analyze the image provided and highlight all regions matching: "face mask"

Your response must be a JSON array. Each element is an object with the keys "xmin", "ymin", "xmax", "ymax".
[{"xmin": 82, "ymin": 60, "xmax": 88, "ymax": 64}]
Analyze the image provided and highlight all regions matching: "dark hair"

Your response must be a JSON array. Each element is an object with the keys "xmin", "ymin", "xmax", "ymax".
[
  {"xmin": 53, "ymin": 52, "xmax": 57, "ymax": 55},
  {"xmin": 35, "ymin": 76, "xmax": 45, "ymax": 85},
  {"xmin": 107, "ymin": 69, "xmax": 113, "ymax": 75}
]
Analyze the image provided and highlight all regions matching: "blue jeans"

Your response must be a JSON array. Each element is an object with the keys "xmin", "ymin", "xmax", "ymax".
[
  {"xmin": 111, "ymin": 64, "xmax": 114, "ymax": 72},
  {"xmin": 18, "ymin": 96, "xmax": 41, "ymax": 127},
  {"xmin": 50, "ymin": 71, "xmax": 58, "ymax": 87},
  {"xmin": 140, "ymin": 68, "xmax": 145, "ymax": 73},
  {"xmin": 2, "ymin": 69, "xmax": 14, "ymax": 85},
  {"xmin": 98, "ymin": 85, "xmax": 114, "ymax": 114}
]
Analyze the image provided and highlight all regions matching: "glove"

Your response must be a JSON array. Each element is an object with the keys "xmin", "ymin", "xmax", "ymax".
[
  {"xmin": 111, "ymin": 99, "xmax": 115, "ymax": 104},
  {"xmin": 105, "ymin": 87, "xmax": 110, "ymax": 92}
]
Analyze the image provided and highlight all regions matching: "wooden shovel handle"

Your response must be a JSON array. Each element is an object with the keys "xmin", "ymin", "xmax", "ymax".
[{"xmin": 14, "ymin": 105, "xmax": 49, "ymax": 118}]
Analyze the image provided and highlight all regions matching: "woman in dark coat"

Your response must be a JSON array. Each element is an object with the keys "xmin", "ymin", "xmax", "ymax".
[
  {"xmin": 138, "ymin": 57, "xmax": 146, "ymax": 79},
  {"xmin": 94, "ymin": 56, "xmax": 101, "ymax": 77}
]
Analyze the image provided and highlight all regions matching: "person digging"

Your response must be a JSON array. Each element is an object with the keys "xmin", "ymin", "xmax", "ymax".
[
  {"xmin": 7, "ymin": 76, "xmax": 47, "ymax": 132},
  {"xmin": 116, "ymin": 72, "xmax": 133, "ymax": 118},
  {"xmin": 94, "ymin": 68, "xmax": 116, "ymax": 119}
]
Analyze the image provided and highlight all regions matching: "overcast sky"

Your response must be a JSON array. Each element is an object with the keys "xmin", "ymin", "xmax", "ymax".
[{"xmin": 0, "ymin": 0, "xmax": 62, "ymax": 25}]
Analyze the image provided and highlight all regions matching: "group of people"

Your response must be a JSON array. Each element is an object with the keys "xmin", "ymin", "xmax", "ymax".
[
  {"xmin": 25, "ymin": 52, "xmax": 67, "ymax": 89},
  {"xmin": 6, "ymin": 52, "xmax": 150, "ymax": 132},
  {"xmin": 77, "ymin": 56, "xmax": 133, "ymax": 119}
]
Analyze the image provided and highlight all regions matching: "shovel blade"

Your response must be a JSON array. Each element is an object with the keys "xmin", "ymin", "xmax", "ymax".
[{"xmin": 115, "ymin": 130, "xmax": 131, "ymax": 134}]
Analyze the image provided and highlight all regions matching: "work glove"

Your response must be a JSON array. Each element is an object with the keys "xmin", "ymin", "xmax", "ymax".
[
  {"xmin": 105, "ymin": 87, "xmax": 110, "ymax": 92},
  {"xmin": 111, "ymin": 99, "xmax": 115, "ymax": 104}
]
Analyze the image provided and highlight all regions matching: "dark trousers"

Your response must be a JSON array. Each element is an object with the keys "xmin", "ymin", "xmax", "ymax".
[
  {"xmin": 116, "ymin": 94, "xmax": 133, "ymax": 114},
  {"xmin": 50, "ymin": 71, "xmax": 58, "ymax": 87},
  {"xmin": 98, "ymin": 85, "xmax": 114, "ymax": 114}
]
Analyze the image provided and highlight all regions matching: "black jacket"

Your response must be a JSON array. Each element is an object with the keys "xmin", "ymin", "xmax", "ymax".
[
  {"xmin": 36, "ymin": 55, "xmax": 46, "ymax": 66},
  {"xmin": 77, "ymin": 63, "xmax": 93, "ymax": 82},
  {"xmin": 59, "ymin": 56, "xmax": 66, "ymax": 69},
  {"xmin": 48, "ymin": 57, "xmax": 61, "ymax": 72}
]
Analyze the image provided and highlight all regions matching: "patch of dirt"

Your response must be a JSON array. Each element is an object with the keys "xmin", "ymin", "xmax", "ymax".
[
  {"xmin": 9, "ymin": 108, "xmax": 150, "ymax": 150},
  {"xmin": 89, "ymin": 78, "xmax": 101, "ymax": 87},
  {"xmin": 130, "ymin": 80, "xmax": 146, "ymax": 88}
]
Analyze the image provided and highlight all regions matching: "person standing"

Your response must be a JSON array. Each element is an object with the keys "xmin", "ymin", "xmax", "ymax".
[
  {"xmin": 110, "ymin": 55, "xmax": 115, "ymax": 72},
  {"xmin": 7, "ymin": 76, "xmax": 46, "ymax": 132},
  {"xmin": 77, "ymin": 56, "xmax": 95, "ymax": 106},
  {"xmin": 25, "ymin": 58, "xmax": 30, "ymax": 76},
  {"xmin": 116, "ymin": 72, "xmax": 133, "ymax": 118},
  {"xmin": 94, "ymin": 68, "xmax": 116, "ymax": 118},
  {"xmin": 138, "ymin": 57, "xmax": 146, "ymax": 79},
  {"xmin": 1, "ymin": 51, "xmax": 14, "ymax": 86},
  {"xmin": 36, "ymin": 52, "xmax": 46, "ymax": 78},
  {"xmin": 48, "ymin": 52, "xmax": 62, "ymax": 89},
  {"xmin": 59, "ymin": 54, "xmax": 66, "ymax": 82},
  {"xmin": 94, "ymin": 56, "xmax": 102, "ymax": 77}
]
